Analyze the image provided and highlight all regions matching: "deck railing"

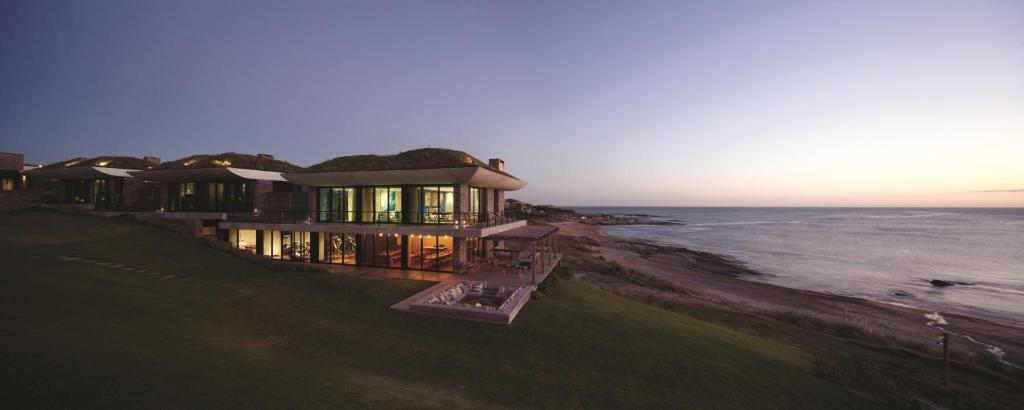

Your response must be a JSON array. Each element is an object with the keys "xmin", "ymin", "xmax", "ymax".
[
  {"xmin": 93, "ymin": 201, "xmax": 162, "ymax": 212},
  {"xmin": 225, "ymin": 210, "xmax": 521, "ymax": 229}
]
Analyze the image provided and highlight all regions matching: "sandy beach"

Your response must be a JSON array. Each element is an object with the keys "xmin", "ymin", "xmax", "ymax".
[{"xmin": 555, "ymin": 221, "xmax": 1024, "ymax": 367}]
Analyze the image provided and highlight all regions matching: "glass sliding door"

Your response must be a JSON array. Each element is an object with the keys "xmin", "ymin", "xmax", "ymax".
[
  {"xmin": 406, "ymin": 234, "xmax": 454, "ymax": 272},
  {"xmin": 419, "ymin": 186, "xmax": 454, "ymax": 224},
  {"xmin": 317, "ymin": 187, "xmax": 358, "ymax": 222},
  {"xmin": 371, "ymin": 187, "xmax": 402, "ymax": 223},
  {"xmin": 469, "ymin": 187, "xmax": 483, "ymax": 222},
  {"xmin": 229, "ymin": 229, "xmax": 257, "ymax": 254},
  {"xmin": 359, "ymin": 233, "xmax": 402, "ymax": 268},
  {"xmin": 321, "ymin": 233, "xmax": 357, "ymax": 265}
]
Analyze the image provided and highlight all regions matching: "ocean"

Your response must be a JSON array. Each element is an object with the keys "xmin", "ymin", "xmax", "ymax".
[{"xmin": 576, "ymin": 207, "xmax": 1024, "ymax": 326}]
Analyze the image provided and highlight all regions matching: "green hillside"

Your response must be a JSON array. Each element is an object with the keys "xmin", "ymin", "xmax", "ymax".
[{"xmin": 0, "ymin": 211, "xmax": 878, "ymax": 409}]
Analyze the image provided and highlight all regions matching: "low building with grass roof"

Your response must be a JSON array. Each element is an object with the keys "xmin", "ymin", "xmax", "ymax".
[{"xmin": 27, "ymin": 155, "xmax": 162, "ymax": 210}]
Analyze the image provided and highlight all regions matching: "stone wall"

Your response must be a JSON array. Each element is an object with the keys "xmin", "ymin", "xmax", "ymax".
[
  {"xmin": 485, "ymin": 188, "xmax": 497, "ymax": 217},
  {"xmin": 0, "ymin": 189, "xmax": 43, "ymax": 210},
  {"xmin": 455, "ymin": 183, "xmax": 469, "ymax": 216},
  {"xmin": 0, "ymin": 152, "xmax": 23, "ymax": 171},
  {"xmin": 252, "ymin": 180, "xmax": 273, "ymax": 211},
  {"xmin": 495, "ymin": 190, "xmax": 505, "ymax": 216}
]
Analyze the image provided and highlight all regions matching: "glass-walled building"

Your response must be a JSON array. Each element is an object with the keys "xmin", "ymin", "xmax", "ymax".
[
  {"xmin": 27, "ymin": 156, "xmax": 158, "ymax": 208},
  {"xmin": 316, "ymin": 187, "xmax": 356, "ymax": 222},
  {"xmin": 225, "ymin": 229, "xmax": 455, "ymax": 272},
  {"xmin": 218, "ymin": 148, "xmax": 529, "ymax": 274},
  {"xmin": 167, "ymin": 181, "xmax": 252, "ymax": 212},
  {"xmin": 63, "ymin": 178, "xmax": 124, "ymax": 205},
  {"xmin": 316, "ymin": 185, "xmax": 462, "ymax": 225},
  {"xmin": 130, "ymin": 153, "xmax": 302, "ymax": 214}
]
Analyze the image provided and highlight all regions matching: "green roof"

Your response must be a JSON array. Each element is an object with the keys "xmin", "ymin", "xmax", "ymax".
[
  {"xmin": 299, "ymin": 148, "xmax": 516, "ymax": 178},
  {"xmin": 154, "ymin": 153, "xmax": 300, "ymax": 173},
  {"xmin": 41, "ymin": 156, "xmax": 156, "ymax": 170}
]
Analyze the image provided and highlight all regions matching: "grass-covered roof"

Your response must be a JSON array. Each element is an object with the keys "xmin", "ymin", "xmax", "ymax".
[
  {"xmin": 299, "ymin": 148, "xmax": 516, "ymax": 178},
  {"xmin": 153, "ymin": 153, "xmax": 300, "ymax": 173},
  {"xmin": 41, "ymin": 156, "xmax": 156, "ymax": 170}
]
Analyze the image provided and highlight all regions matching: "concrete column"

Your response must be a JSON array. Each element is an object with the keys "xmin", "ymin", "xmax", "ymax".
[
  {"xmin": 453, "ymin": 237, "xmax": 465, "ymax": 273},
  {"xmin": 310, "ymin": 232, "xmax": 320, "ymax": 263}
]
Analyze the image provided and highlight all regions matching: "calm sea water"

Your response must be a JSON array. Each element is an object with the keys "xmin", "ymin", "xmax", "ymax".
[{"xmin": 577, "ymin": 207, "xmax": 1024, "ymax": 326}]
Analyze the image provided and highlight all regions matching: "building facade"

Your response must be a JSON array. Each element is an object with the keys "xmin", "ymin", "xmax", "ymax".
[
  {"xmin": 3, "ymin": 148, "xmax": 536, "ymax": 275},
  {"xmin": 218, "ymin": 148, "xmax": 527, "ymax": 273}
]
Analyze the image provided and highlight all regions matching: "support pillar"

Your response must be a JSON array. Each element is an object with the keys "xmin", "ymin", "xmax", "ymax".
[
  {"xmin": 256, "ymin": 230, "xmax": 264, "ymax": 255},
  {"xmin": 310, "ymin": 232, "xmax": 320, "ymax": 263}
]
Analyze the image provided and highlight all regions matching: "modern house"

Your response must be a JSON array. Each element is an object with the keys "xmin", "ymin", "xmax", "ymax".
[
  {"xmin": 27, "ymin": 156, "xmax": 161, "ymax": 211},
  {"xmin": 217, "ymin": 148, "xmax": 549, "ymax": 276},
  {"xmin": 129, "ymin": 152, "xmax": 303, "ymax": 235}
]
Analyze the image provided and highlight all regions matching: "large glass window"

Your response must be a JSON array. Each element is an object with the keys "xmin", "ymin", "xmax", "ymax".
[
  {"xmin": 319, "ymin": 232, "xmax": 356, "ymax": 265},
  {"xmin": 469, "ymin": 187, "xmax": 484, "ymax": 222},
  {"xmin": 169, "ymin": 182, "xmax": 196, "ymax": 211},
  {"xmin": 467, "ymin": 237, "xmax": 483, "ymax": 263},
  {"xmin": 263, "ymin": 230, "xmax": 310, "ymax": 261},
  {"xmin": 168, "ymin": 181, "xmax": 250, "ymax": 211},
  {"xmin": 422, "ymin": 186, "xmax": 455, "ymax": 224},
  {"xmin": 229, "ymin": 229, "xmax": 258, "ymax": 254},
  {"xmin": 360, "ymin": 233, "xmax": 402, "ymax": 268},
  {"xmin": 406, "ymin": 234, "xmax": 454, "ymax": 272},
  {"xmin": 369, "ymin": 187, "xmax": 401, "ymax": 223},
  {"xmin": 317, "ymin": 187, "xmax": 356, "ymax": 222},
  {"xmin": 63, "ymin": 178, "xmax": 123, "ymax": 205}
]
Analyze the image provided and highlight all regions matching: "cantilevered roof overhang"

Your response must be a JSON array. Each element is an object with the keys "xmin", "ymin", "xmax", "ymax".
[
  {"xmin": 487, "ymin": 225, "xmax": 558, "ymax": 240},
  {"xmin": 130, "ymin": 167, "xmax": 287, "ymax": 182},
  {"xmin": 285, "ymin": 167, "xmax": 527, "ymax": 191},
  {"xmin": 28, "ymin": 166, "xmax": 137, "ymax": 179}
]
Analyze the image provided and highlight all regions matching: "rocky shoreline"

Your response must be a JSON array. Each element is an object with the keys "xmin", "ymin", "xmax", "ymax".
[{"xmin": 554, "ymin": 221, "xmax": 1024, "ymax": 368}]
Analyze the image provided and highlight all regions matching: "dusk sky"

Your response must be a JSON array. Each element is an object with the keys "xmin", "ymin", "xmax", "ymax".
[{"xmin": 1, "ymin": 0, "xmax": 1021, "ymax": 206}]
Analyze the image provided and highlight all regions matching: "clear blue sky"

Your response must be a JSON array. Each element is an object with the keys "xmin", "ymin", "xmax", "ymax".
[{"xmin": 1, "ymin": 1, "xmax": 1022, "ymax": 206}]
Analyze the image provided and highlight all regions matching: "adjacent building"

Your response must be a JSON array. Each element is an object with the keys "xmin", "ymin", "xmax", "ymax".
[{"xmin": 27, "ymin": 156, "xmax": 161, "ymax": 211}]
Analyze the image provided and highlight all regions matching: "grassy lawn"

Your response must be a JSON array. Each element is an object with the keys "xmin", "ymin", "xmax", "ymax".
[{"xmin": 0, "ymin": 211, "xmax": 880, "ymax": 409}]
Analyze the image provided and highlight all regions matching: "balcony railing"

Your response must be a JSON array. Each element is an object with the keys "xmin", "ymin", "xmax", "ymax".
[
  {"xmin": 93, "ymin": 201, "xmax": 162, "ymax": 212},
  {"xmin": 225, "ymin": 210, "xmax": 521, "ymax": 229}
]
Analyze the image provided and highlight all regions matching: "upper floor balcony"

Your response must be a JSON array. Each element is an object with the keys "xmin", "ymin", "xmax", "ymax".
[{"xmin": 223, "ymin": 209, "xmax": 523, "ymax": 232}]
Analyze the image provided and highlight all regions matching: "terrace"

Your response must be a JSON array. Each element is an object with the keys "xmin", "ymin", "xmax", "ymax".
[{"xmin": 223, "ymin": 209, "xmax": 523, "ymax": 231}]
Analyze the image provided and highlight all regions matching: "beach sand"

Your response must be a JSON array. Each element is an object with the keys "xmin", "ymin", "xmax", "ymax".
[{"xmin": 555, "ymin": 221, "xmax": 1024, "ymax": 366}]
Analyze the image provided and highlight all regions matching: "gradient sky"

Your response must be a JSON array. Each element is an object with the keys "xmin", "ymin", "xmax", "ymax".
[{"xmin": 1, "ymin": 0, "xmax": 1021, "ymax": 206}]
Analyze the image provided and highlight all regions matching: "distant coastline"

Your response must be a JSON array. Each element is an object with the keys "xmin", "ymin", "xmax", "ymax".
[{"xmin": 517, "ymin": 201, "xmax": 1024, "ymax": 367}]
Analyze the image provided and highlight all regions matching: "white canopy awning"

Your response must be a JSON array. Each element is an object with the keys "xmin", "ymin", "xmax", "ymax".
[
  {"xmin": 28, "ymin": 166, "xmax": 137, "ymax": 179},
  {"xmin": 130, "ymin": 167, "xmax": 287, "ymax": 182}
]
